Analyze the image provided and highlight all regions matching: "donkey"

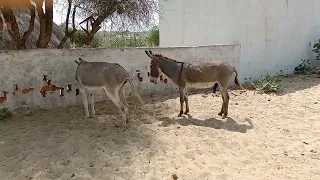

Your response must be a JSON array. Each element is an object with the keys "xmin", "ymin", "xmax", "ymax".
[
  {"xmin": 144, "ymin": 50, "xmax": 243, "ymax": 118},
  {"xmin": 75, "ymin": 57, "xmax": 144, "ymax": 128}
]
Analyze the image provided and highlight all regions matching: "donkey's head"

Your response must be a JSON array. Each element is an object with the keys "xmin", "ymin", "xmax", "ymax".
[{"xmin": 145, "ymin": 50, "xmax": 162, "ymax": 84}]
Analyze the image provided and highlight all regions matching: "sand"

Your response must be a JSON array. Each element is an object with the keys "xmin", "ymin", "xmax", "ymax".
[{"xmin": 0, "ymin": 75, "xmax": 320, "ymax": 180}]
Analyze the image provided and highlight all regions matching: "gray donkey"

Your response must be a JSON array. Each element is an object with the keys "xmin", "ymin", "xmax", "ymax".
[
  {"xmin": 75, "ymin": 57, "xmax": 144, "ymax": 128},
  {"xmin": 145, "ymin": 50, "xmax": 243, "ymax": 118}
]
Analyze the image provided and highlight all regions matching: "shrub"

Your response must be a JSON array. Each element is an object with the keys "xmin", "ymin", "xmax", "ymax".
[
  {"xmin": 312, "ymin": 40, "xmax": 320, "ymax": 60},
  {"xmin": 147, "ymin": 26, "xmax": 159, "ymax": 46},
  {"xmin": 253, "ymin": 75, "xmax": 281, "ymax": 93},
  {"xmin": 294, "ymin": 59, "xmax": 312, "ymax": 75},
  {"xmin": 0, "ymin": 108, "xmax": 11, "ymax": 121}
]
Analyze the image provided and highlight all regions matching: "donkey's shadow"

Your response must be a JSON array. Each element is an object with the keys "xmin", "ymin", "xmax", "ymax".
[{"xmin": 159, "ymin": 114, "xmax": 253, "ymax": 133}]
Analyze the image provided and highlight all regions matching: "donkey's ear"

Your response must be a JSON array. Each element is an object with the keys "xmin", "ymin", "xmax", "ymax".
[
  {"xmin": 149, "ymin": 50, "xmax": 153, "ymax": 55},
  {"xmin": 75, "ymin": 60, "xmax": 79, "ymax": 64},
  {"xmin": 79, "ymin": 57, "xmax": 86, "ymax": 62},
  {"xmin": 145, "ymin": 50, "xmax": 153, "ymax": 58}
]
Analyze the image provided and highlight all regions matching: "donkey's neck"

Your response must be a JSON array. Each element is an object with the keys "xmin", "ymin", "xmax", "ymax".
[{"xmin": 157, "ymin": 59, "xmax": 182, "ymax": 83}]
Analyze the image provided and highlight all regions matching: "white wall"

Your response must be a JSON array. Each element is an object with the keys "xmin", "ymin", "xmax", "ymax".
[
  {"xmin": 0, "ymin": 44, "xmax": 240, "ymax": 110},
  {"xmin": 159, "ymin": 0, "xmax": 320, "ymax": 82}
]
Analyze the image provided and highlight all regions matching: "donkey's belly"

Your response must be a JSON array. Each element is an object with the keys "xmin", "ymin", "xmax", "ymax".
[
  {"xmin": 186, "ymin": 82, "xmax": 215, "ymax": 88},
  {"xmin": 82, "ymin": 86, "xmax": 106, "ymax": 95}
]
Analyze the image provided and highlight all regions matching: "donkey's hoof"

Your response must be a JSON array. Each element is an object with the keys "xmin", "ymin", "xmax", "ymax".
[
  {"xmin": 218, "ymin": 112, "xmax": 223, "ymax": 116},
  {"xmin": 84, "ymin": 116, "xmax": 90, "ymax": 120},
  {"xmin": 178, "ymin": 113, "xmax": 183, "ymax": 117},
  {"xmin": 222, "ymin": 115, "xmax": 227, "ymax": 119},
  {"xmin": 184, "ymin": 111, "xmax": 189, "ymax": 115}
]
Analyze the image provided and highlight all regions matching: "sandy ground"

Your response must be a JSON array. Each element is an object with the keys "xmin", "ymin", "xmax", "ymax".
[{"xmin": 0, "ymin": 75, "xmax": 320, "ymax": 180}]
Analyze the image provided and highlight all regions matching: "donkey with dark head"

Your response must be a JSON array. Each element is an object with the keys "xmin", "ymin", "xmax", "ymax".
[{"xmin": 145, "ymin": 50, "xmax": 243, "ymax": 118}]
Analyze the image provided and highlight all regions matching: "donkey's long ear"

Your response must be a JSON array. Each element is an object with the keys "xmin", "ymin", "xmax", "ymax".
[
  {"xmin": 75, "ymin": 60, "xmax": 80, "ymax": 65},
  {"xmin": 79, "ymin": 57, "xmax": 86, "ymax": 62},
  {"xmin": 145, "ymin": 50, "xmax": 153, "ymax": 58},
  {"xmin": 148, "ymin": 50, "xmax": 153, "ymax": 55}
]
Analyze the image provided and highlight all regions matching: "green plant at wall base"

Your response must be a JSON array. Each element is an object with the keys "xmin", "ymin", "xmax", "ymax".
[
  {"xmin": 294, "ymin": 59, "xmax": 312, "ymax": 75},
  {"xmin": 313, "ymin": 40, "xmax": 320, "ymax": 60},
  {"xmin": 0, "ymin": 108, "xmax": 11, "ymax": 120},
  {"xmin": 253, "ymin": 75, "xmax": 281, "ymax": 93}
]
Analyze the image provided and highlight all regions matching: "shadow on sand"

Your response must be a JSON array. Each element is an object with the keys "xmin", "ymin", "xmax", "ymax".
[
  {"xmin": 158, "ymin": 114, "xmax": 253, "ymax": 133},
  {"xmin": 276, "ymin": 75, "xmax": 320, "ymax": 96}
]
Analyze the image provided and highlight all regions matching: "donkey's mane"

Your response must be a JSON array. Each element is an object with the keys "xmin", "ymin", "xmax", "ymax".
[{"xmin": 154, "ymin": 54, "xmax": 182, "ymax": 63}]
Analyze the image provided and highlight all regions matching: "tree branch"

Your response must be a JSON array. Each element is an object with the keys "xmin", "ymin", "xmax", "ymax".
[
  {"xmin": 64, "ymin": 0, "xmax": 72, "ymax": 35},
  {"xmin": 58, "ymin": 1, "xmax": 77, "ymax": 49}
]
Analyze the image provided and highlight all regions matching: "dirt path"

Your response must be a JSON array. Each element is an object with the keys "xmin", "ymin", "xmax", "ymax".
[{"xmin": 0, "ymin": 75, "xmax": 319, "ymax": 180}]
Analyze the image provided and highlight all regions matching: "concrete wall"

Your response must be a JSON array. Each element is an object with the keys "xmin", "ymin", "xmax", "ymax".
[
  {"xmin": 159, "ymin": 0, "xmax": 320, "ymax": 82},
  {"xmin": 0, "ymin": 44, "xmax": 240, "ymax": 110}
]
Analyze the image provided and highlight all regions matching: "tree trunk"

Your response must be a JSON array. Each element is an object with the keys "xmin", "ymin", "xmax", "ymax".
[
  {"xmin": 35, "ymin": 0, "xmax": 45, "ymax": 48},
  {"xmin": 83, "ymin": 10, "xmax": 113, "ymax": 46},
  {"xmin": 35, "ymin": 0, "xmax": 53, "ymax": 48},
  {"xmin": 84, "ymin": 33, "xmax": 95, "ymax": 46},
  {"xmin": 18, "ymin": 2, "xmax": 36, "ymax": 49},
  {"xmin": 42, "ymin": 0, "xmax": 53, "ymax": 47},
  {"xmin": 1, "ymin": 7, "xmax": 21, "ymax": 49},
  {"xmin": 84, "ymin": 19, "xmax": 102, "ymax": 46}
]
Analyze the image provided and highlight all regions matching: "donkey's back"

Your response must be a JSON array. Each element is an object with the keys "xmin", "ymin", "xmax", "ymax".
[
  {"xmin": 76, "ymin": 62, "xmax": 128, "ymax": 89},
  {"xmin": 182, "ymin": 61, "xmax": 236, "ymax": 86}
]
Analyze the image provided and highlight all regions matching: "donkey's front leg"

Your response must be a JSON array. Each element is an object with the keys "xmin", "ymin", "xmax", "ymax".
[{"xmin": 178, "ymin": 87, "xmax": 185, "ymax": 117}]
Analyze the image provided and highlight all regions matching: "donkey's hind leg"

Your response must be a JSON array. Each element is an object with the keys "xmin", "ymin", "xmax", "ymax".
[
  {"xmin": 103, "ymin": 86, "xmax": 128, "ymax": 129},
  {"xmin": 79, "ymin": 88, "xmax": 90, "ymax": 119},
  {"xmin": 119, "ymin": 83, "xmax": 129, "ymax": 107},
  {"xmin": 184, "ymin": 88, "xmax": 189, "ymax": 115},
  {"xmin": 178, "ymin": 87, "xmax": 185, "ymax": 117},
  {"xmin": 89, "ymin": 94, "xmax": 96, "ymax": 118},
  {"xmin": 217, "ymin": 81, "xmax": 230, "ymax": 119}
]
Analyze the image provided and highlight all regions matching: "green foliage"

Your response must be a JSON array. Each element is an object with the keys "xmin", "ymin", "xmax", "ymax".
[
  {"xmin": 102, "ymin": 27, "xmax": 159, "ymax": 48},
  {"xmin": 312, "ymin": 40, "xmax": 320, "ymax": 60},
  {"xmin": 253, "ymin": 75, "xmax": 281, "ymax": 93},
  {"xmin": 0, "ymin": 108, "xmax": 11, "ymax": 121},
  {"xmin": 102, "ymin": 32, "xmax": 148, "ymax": 48},
  {"xmin": 70, "ymin": 30, "xmax": 103, "ymax": 48},
  {"xmin": 294, "ymin": 59, "xmax": 312, "ymax": 75},
  {"xmin": 57, "ymin": 24, "xmax": 159, "ymax": 48},
  {"xmin": 147, "ymin": 26, "xmax": 159, "ymax": 46}
]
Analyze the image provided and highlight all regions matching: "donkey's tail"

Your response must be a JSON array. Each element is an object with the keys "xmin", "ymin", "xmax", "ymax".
[
  {"xmin": 232, "ymin": 67, "xmax": 244, "ymax": 90},
  {"xmin": 117, "ymin": 64, "xmax": 144, "ymax": 105},
  {"xmin": 126, "ymin": 78, "xmax": 144, "ymax": 105}
]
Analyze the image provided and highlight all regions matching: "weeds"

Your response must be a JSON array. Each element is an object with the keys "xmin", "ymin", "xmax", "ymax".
[
  {"xmin": 312, "ymin": 40, "xmax": 320, "ymax": 60},
  {"xmin": 294, "ymin": 59, "xmax": 312, "ymax": 75},
  {"xmin": 253, "ymin": 75, "xmax": 281, "ymax": 93},
  {"xmin": 0, "ymin": 108, "xmax": 12, "ymax": 121}
]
